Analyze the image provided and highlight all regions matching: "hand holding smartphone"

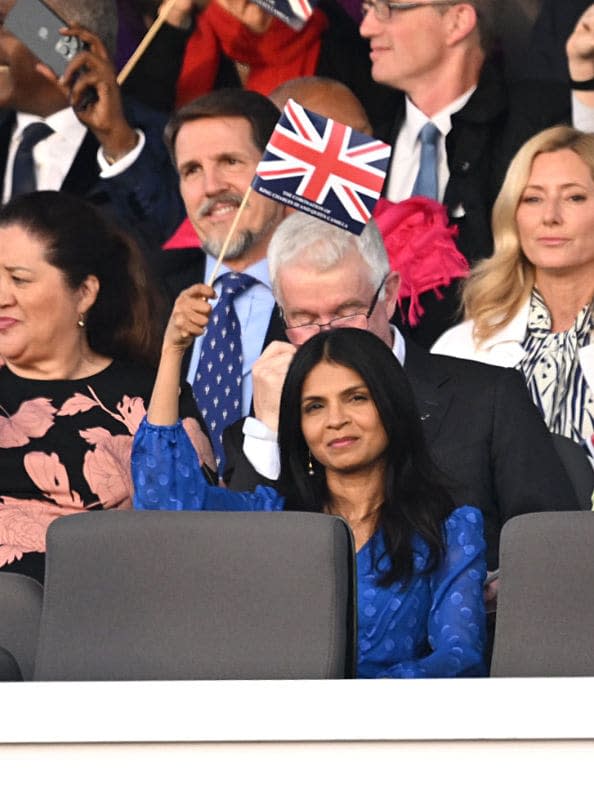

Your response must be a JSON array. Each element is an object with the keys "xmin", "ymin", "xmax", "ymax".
[{"xmin": 4, "ymin": 0, "xmax": 98, "ymax": 109}]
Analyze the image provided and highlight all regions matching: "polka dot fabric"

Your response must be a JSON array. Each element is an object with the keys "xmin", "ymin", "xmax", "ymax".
[
  {"xmin": 132, "ymin": 419, "xmax": 487, "ymax": 677},
  {"xmin": 356, "ymin": 506, "xmax": 486, "ymax": 678}
]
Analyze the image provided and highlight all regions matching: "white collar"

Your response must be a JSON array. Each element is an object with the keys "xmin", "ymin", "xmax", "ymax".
[
  {"xmin": 390, "ymin": 324, "xmax": 406, "ymax": 366},
  {"xmin": 401, "ymin": 86, "xmax": 476, "ymax": 151},
  {"xmin": 15, "ymin": 107, "xmax": 86, "ymax": 143},
  {"xmin": 204, "ymin": 254, "xmax": 272, "ymax": 290},
  {"xmin": 479, "ymin": 297, "xmax": 531, "ymax": 349}
]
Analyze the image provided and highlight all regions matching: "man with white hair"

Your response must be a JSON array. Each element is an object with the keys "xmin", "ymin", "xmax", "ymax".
[{"xmin": 224, "ymin": 212, "xmax": 579, "ymax": 574}]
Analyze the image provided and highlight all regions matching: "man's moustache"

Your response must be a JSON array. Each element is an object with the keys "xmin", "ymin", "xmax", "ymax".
[{"xmin": 197, "ymin": 193, "xmax": 244, "ymax": 218}]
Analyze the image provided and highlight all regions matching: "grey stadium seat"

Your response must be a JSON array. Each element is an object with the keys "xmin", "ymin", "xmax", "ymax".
[{"xmin": 34, "ymin": 510, "xmax": 356, "ymax": 681}]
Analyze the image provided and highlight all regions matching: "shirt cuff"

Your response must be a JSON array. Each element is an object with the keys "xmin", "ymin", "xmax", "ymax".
[
  {"xmin": 572, "ymin": 95, "xmax": 594, "ymax": 133},
  {"xmin": 242, "ymin": 417, "xmax": 281, "ymax": 480},
  {"xmin": 97, "ymin": 129, "xmax": 146, "ymax": 176}
]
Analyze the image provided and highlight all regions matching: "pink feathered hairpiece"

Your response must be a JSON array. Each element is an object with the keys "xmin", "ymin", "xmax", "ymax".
[{"xmin": 372, "ymin": 197, "xmax": 470, "ymax": 327}]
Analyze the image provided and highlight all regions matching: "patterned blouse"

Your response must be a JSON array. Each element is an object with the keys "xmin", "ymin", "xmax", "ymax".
[{"xmin": 518, "ymin": 289, "xmax": 594, "ymax": 450}]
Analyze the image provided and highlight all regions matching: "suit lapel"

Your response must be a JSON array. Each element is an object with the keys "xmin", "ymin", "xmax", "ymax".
[
  {"xmin": 62, "ymin": 130, "xmax": 101, "ymax": 195},
  {"xmin": 0, "ymin": 111, "xmax": 13, "ymax": 187},
  {"xmin": 403, "ymin": 340, "xmax": 454, "ymax": 443},
  {"xmin": 263, "ymin": 304, "xmax": 287, "ymax": 347},
  {"xmin": 377, "ymin": 96, "xmax": 405, "ymax": 198},
  {"xmin": 0, "ymin": 114, "xmax": 104, "ymax": 198}
]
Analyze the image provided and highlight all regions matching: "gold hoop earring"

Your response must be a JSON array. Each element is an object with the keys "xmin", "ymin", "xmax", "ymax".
[
  {"xmin": 77, "ymin": 315, "xmax": 85, "ymax": 329},
  {"xmin": 307, "ymin": 451, "xmax": 315, "ymax": 476}
]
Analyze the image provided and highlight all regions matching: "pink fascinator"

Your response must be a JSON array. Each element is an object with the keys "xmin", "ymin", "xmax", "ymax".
[{"xmin": 372, "ymin": 197, "xmax": 469, "ymax": 326}]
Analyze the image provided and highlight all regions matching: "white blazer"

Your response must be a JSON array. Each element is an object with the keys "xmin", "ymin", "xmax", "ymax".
[{"xmin": 431, "ymin": 297, "xmax": 594, "ymax": 395}]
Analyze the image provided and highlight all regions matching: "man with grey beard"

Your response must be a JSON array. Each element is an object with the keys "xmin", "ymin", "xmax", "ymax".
[{"xmin": 157, "ymin": 88, "xmax": 289, "ymax": 470}]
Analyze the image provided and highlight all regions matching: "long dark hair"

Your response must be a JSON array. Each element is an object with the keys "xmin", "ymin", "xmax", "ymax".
[
  {"xmin": 0, "ymin": 191, "xmax": 162, "ymax": 366},
  {"xmin": 278, "ymin": 328, "xmax": 454, "ymax": 585}
]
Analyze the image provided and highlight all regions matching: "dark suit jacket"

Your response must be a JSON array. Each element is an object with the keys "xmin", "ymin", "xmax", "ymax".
[
  {"xmin": 523, "ymin": 0, "xmax": 589, "ymax": 82},
  {"xmin": 224, "ymin": 339, "xmax": 579, "ymax": 570},
  {"xmin": 378, "ymin": 57, "xmax": 572, "ymax": 347},
  {"xmin": 0, "ymin": 98, "xmax": 184, "ymax": 249}
]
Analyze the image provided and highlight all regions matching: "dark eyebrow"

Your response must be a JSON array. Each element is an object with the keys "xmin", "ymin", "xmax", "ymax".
[
  {"xmin": 301, "ymin": 383, "xmax": 368, "ymax": 405},
  {"xmin": 178, "ymin": 158, "xmax": 200, "ymax": 172},
  {"xmin": 216, "ymin": 151, "xmax": 246, "ymax": 160}
]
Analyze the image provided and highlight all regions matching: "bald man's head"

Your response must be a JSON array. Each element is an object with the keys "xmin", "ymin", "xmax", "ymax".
[{"xmin": 269, "ymin": 77, "xmax": 372, "ymax": 136}]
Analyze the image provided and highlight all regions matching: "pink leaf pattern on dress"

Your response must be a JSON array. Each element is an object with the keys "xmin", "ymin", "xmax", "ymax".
[
  {"xmin": 83, "ymin": 434, "xmax": 133, "ymax": 508},
  {"xmin": 23, "ymin": 451, "xmax": 85, "ymax": 508},
  {"xmin": 0, "ymin": 397, "xmax": 57, "ymax": 447},
  {"xmin": 182, "ymin": 417, "xmax": 217, "ymax": 473},
  {"xmin": 0, "ymin": 496, "xmax": 84, "ymax": 567},
  {"xmin": 0, "ymin": 386, "xmax": 189, "ymax": 562},
  {"xmin": 57, "ymin": 393, "xmax": 100, "ymax": 416},
  {"xmin": 0, "ymin": 451, "xmax": 85, "ymax": 565},
  {"xmin": 79, "ymin": 426, "xmax": 113, "ymax": 446},
  {"xmin": 115, "ymin": 395, "xmax": 147, "ymax": 434}
]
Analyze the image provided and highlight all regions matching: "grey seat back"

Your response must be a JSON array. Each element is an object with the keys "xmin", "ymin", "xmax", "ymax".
[
  {"xmin": 0, "ymin": 573, "xmax": 43, "ymax": 680},
  {"xmin": 0, "ymin": 645, "xmax": 22, "ymax": 681},
  {"xmin": 34, "ymin": 510, "xmax": 356, "ymax": 681},
  {"xmin": 491, "ymin": 511, "xmax": 594, "ymax": 676}
]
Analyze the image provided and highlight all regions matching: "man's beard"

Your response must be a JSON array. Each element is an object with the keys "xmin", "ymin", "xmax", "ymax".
[
  {"xmin": 196, "ymin": 192, "xmax": 274, "ymax": 261},
  {"xmin": 201, "ymin": 228, "xmax": 258, "ymax": 261}
]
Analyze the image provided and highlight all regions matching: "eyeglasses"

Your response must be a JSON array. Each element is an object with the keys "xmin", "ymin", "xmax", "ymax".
[
  {"xmin": 361, "ymin": 0, "xmax": 459, "ymax": 22},
  {"xmin": 284, "ymin": 276, "xmax": 387, "ymax": 345}
]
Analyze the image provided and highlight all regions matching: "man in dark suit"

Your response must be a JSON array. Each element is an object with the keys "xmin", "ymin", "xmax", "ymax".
[
  {"xmin": 524, "ymin": 0, "xmax": 590, "ymax": 82},
  {"xmin": 157, "ymin": 89, "xmax": 289, "ymax": 469},
  {"xmin": 359, "ymin": 0, "xmax": 594, "ymax": 346},
  {"xmin": 0, "ymin": 0, "xmax": 183, "ymax": 249},
  {"xmin": 224, "ymin": 212, "xmax": 579, "ymax": 574}
]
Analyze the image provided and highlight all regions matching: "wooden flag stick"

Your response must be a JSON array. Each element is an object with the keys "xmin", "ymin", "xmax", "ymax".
[
  {"xmin": 117, "ymin": 0, "xmax": 180, "ymax": 85},
  {"xmin": 208, "ymin": 187, "xmax": 253, "ymax": 287}
]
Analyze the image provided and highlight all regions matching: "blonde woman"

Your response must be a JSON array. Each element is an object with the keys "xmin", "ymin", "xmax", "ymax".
[{"xmin": 433, "ymin": 126, "xmax": 594, "ymax": 454}]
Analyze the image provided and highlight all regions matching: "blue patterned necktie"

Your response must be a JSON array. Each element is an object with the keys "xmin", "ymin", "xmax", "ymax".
[
  {"xmin": 11, "ymin": 122, "xmax": 53, "ymax": 198},
  {"xmin": 411, "ymin": 121, "xmax": 440, "ymax": 200},
  {"xmin": 193, "ymin": 271, "xmax": 257, "ymax": 472}
]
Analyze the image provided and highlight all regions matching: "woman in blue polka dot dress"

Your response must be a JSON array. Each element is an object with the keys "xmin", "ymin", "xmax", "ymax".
[{"xmin": 132, "ymin": 316, "xmax": 487, "ymax": 678}]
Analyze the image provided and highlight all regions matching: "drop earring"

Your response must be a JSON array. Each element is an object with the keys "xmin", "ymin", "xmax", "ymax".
[
  {"xmin": 77, "ymin": 314, "xmax": 85, "ymax": 328},
  {"xmin": 307, "ymin": 451, "xmax": 315, "ymax": 476}
]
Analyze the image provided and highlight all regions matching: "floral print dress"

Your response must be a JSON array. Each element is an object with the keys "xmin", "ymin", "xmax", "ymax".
[{"xmin": 0, "ymin": 361, "xmax": 215, "ymax": 581}]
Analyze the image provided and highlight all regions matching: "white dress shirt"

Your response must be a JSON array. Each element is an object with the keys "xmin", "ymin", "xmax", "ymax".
[
  {"xmin": 3, "ymin": 107, "xmax": 145, "ymax": 202},
  {"xmin": 384, "ymin": 88, "xmax": 476, "ymax": 204},
  {"xmin": 242, "ymin": 325, "xmax": 407, "ymax": 480}
]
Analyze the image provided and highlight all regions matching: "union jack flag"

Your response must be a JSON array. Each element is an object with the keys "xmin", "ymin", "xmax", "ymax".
[
  {"xmin": 251, "ymin": 0, "xmax": 317, "ymax": 30},
  {"xmin": 252, "ymin": 100, "xmax": 391, "ymax": 234}
]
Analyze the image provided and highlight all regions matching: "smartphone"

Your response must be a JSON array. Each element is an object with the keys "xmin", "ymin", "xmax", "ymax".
[{"xmin": 5, "ymin": 0, "xmax": 87, "ymax": 77}]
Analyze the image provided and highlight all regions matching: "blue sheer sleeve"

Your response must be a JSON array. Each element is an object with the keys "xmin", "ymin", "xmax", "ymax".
[
  {"xmin": 376, "ymin": 506, "xmax": 487, "ymax": 678},
  {"xmin": 132, "ymin": 417, "xmax": 284, "ymax": 512}
]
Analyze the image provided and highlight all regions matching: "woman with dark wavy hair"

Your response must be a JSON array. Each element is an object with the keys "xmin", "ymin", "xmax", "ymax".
[{"xmin": 133, "ymin": 316, "xmax": 487, "ymax": 678}]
